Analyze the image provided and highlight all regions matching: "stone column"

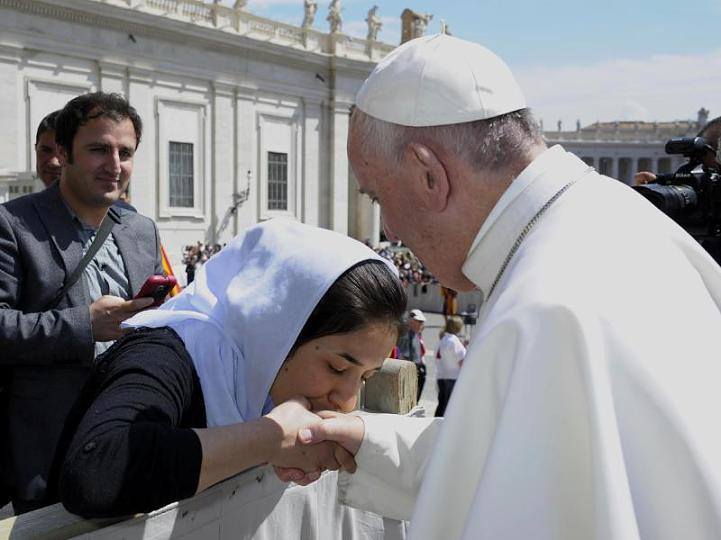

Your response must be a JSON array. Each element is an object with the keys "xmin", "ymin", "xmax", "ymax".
[
  {"xmin": 328, "ymin": 100, "xmax": 351, "ymax": 235},
  {"xmin": 302, "ymin": 98, "xmax": 322, "ymax": 226},
  {"xmin": 372, "ymin": 202, "xmax": 381, "ymax": 246},
  {"xmin": 126, "ymin": 68, "xmax": 156, "ymax": 219},
  {"xmin": 98, "ymin": 61, "xmax": 128, "ymax": 96},
  {"xmin": 235, "ymin": 88, "xmax": 258, "ymax": 231},
  {"xmin": 211, "ymin": 83, "xmax": 236, "ymax": 244}
]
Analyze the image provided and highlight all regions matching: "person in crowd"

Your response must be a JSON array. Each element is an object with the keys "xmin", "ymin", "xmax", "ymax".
[
  {"xmin": 392, "ymin": 309, "xmax": 426, "ymax": 400},
  {"xmin": 634, "ymin": 115, "xmax": 721, "ymax": 185},
  {"xmin": 374, "ymin": 244, "xmax": 437, "ymax": 287},
  {"xmin": 34, "ymin": 110, "xmax": 62, "ymax": 188},
  {"xmin": 281, "ymin": 34, "xmax": 721, "ymax": 539},
  {"xmin": 440, "ymin": 286, "xmax": 458, "ymax": 319},
  {"xmin": 182, "ymin": 241, "xmax": 224, "ymax": 285},
  {"xmin": 54, "ymin": 218, "xmax": 406, "ymax": 518},
  {"xmin": 434, "ymin": 315, "xmax": 465, "ymax": 417},
  {"xmin": 34, "ymin": 109, "xmax": 137, "ymax": 212},
  {"xmin": 0, "ymin": 92, "xmax": 163, "ymax": 513}
]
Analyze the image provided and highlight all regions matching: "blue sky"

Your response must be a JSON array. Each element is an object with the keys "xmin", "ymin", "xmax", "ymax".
[{"xmin": 229, "ymin": 0, "xmax": 721, "ymax": 129}]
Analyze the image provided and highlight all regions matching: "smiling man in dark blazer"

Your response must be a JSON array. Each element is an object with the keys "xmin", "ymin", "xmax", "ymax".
[{"xmin": 0, "ymin": 92, "xmax": 163, "ymax": 513}]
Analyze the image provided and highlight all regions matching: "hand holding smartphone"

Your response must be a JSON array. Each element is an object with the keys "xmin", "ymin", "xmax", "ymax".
[{"xmin": 133, "ymin": 275, "xmax": 177, "ymax": 308}]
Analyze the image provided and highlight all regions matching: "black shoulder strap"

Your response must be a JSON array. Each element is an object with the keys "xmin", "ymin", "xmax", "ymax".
[{"xmin": 47, "ymin": 213, "xmax": 116, "ymax": 310}]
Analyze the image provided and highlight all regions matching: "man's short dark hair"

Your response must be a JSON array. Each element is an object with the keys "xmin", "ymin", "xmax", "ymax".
[
  {"xmin": 55, "ymin": 92, "xmax": 143, "ymax": 161},
  {"xmin": 35, "ymin": 110, "xmax": 61, "ymax": 145},
  {"xmin": 699, "ymin": 116, "xmax": 721, "ymax": 150}
]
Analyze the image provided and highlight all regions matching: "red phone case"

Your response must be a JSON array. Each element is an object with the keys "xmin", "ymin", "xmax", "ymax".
[{"xmin": 134, "ymin": 275, "xmax": 177, "ymax": 307}]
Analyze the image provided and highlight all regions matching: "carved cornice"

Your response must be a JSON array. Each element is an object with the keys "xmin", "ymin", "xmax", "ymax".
[{"xmin": 0, "ymin": 0, "xmax": 391, "ymax": 70}]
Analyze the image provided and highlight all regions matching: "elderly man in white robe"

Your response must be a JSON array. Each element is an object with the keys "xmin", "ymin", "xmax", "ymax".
[{"xmin": 278, "ymin": 34, "xmax": 721, "ymax": 539}]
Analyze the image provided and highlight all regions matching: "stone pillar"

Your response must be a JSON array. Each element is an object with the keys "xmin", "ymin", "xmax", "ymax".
[
  {"xmin": 328, "ymin": 101, "xmax": 351, "ymax": 235},
  {"xmin": 302, "ymin": 98, "xmax": 322, "ymax": 226},
  {"xmin": 362, "ymin": 359, "xmax": 418, "ymax": 414},
  {"xmin": 235, "ymin": 88, "xmax": 258, "ymax": 232},
  {"xmin": 211, "ymin": 83, "xmax": 236, "ymax": 244},
  {"xmin": 98, "ymin": 62, "xmax": 128, "ymax": 96},
  {"xmin": 372, "ymin": 202, "xmax": 381, "ymax": 246},
  {"xmin": 0, "ymin": 46, "xmax": 20, "ymax": 184},
  {"xmin": 126, "ymin": 68, "xmax": 156, "ymax": 219}
]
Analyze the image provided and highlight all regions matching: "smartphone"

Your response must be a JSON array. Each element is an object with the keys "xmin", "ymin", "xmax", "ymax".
[{"xmin": 133, "ymin": 275, "xmax": 177, "ymax": 307}]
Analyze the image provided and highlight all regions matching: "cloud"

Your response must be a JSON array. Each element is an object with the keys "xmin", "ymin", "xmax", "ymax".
[{"xmin": 515, "ymin": 50, "xmax": 721, "ymax": 128}]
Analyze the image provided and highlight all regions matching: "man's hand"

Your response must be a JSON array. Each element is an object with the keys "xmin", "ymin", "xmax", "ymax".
[
  {"xmin": 299, "ymin": 410, "xmax": 366, "ymax": 455},
  {"xmin": 89, "ymin": 295, "xmax": 154, "ymax": 342},
  {"xmin": 264, "ymin": 398, "xmax": 353, "ymax": 475},
  {"xmin": 275, "ymin": 411, "xmax": 365, "ymax": 485},
  {"xmin": 634, "ymin": 171, "xmax": 657, "ymax": 186}
]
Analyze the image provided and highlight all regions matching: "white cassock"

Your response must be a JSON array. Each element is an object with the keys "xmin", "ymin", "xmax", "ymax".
[{"xmin": 339, "ymin": 145, "xmax": 721, "ymax": 539}]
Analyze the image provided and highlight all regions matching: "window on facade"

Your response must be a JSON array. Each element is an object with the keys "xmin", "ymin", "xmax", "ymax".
[
  {"xmin": 169, "ymin": 141, "xmax": 194, "ymax": 208},
  {"xmin": 267, "ymin": 151, "xmax": 288, "ymax": 211},
  {"xmin": 657, "ymin": 158, "xmax": 672, "ymax": 174}
]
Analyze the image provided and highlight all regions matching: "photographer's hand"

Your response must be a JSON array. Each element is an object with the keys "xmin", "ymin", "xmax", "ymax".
[{"xmin": 634, "ymin": 171, "xmax": 657, "ymax": 186}]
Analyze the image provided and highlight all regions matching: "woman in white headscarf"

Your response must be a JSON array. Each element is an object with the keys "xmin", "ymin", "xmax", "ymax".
[{"xmin": 54, "ymin": 219, "xmax": 406, "ymax": 518}]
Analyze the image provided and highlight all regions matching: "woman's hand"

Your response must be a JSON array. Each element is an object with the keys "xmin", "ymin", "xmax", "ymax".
[{"xmin": 264, "ymin": 398, "xmax": 356, "ymax": 479}]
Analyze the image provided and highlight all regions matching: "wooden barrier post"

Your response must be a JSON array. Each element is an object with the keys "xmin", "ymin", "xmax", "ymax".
[{"xmin": 361, "ymin": 359, "xmax": 417, "ymax": 415}]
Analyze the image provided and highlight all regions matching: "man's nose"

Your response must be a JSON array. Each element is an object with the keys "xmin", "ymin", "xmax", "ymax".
[
  {"xmin": 47, "ymin": 155, "xmax": 61, "ymax": 168},
  {"xmin": 105, "ymin": 151, "xmax": 121, "ymax": 175}
]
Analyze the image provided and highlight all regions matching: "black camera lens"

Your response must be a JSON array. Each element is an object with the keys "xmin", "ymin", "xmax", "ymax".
[{"xmin": 634, "ymin": 183, "xmax": 697, "ymax": 215}]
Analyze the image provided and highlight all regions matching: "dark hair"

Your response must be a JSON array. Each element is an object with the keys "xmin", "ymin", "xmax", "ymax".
[
  {"xmin": 55, "ymin": 92, "xmax": 143, "ymax": 161},
  {"xmin": 35, "ymin": 110, "xmax": 61, "ymax": 145},
  {"xmin": 291, "ymin": 260, "xmax": 407, "ymax": 353},
  {"xmin": 699, "ymin": 116, "xmax": 721, "ymax": 150}
]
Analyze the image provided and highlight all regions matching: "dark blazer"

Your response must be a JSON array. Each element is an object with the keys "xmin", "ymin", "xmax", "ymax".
[{"xmin": 0, "ymin": 182, "xmax": 162, "ymax": 511}]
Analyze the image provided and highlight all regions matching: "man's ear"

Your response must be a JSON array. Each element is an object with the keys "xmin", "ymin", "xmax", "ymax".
[{"xmin": 406, "ymin": 142, "xmax": 450, "ymax": 213}]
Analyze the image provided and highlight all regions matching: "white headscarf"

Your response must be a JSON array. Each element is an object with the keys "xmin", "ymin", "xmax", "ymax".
[{"xmin": 123, "ymin": 218, "xmax": 395, "ymax": 426}]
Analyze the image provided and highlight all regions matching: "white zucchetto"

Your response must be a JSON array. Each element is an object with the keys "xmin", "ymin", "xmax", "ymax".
[{"xmin": 356, "ymin": 34, "xmax": 526, "ymax": 127}]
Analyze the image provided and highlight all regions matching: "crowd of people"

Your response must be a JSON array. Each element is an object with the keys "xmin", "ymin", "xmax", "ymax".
[
  {"xmin": 181, "ymin": 242, "xmax": 223, "ymax": 284},
  {"xmin": 373, "ymin": 244, "xmax": 437, "ymax": 287}
]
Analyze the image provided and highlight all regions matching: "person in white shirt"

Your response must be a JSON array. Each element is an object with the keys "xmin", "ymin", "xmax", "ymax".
[
  {"xmin": 276, "ymin": 33, "xmax": 721, "ymax": 540},
  {"xmin": 434, "ymin": 315, "xmax": 465, "ymax": 417}
]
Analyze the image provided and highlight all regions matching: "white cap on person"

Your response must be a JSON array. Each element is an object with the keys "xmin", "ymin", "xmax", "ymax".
[
  {"xmin": 355, "ymin": 33, "xmax": 526, "ymax": 127},
  {"xmin": 409, "ymin": 309, "xmax": 427, "ymax": 322}
]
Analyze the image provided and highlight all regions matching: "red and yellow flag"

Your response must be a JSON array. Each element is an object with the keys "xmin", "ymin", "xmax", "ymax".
[{"xmin": 160, "ymin": 244, "xmax": 182, "ymax": 297}]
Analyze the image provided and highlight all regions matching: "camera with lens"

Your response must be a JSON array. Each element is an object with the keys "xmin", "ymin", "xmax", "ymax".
[{"xmin": 633, "ymin": 136, "xmax": 721, "ymax": 263}]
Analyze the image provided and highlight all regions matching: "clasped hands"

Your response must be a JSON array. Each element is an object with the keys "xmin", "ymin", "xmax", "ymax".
[{"xmin": 264, "ymin": 397, "xmax": 365, "ymax": 486}]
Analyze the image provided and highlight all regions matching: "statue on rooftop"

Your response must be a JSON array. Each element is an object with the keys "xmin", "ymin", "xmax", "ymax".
[
  {"xmin": 233, "ymin": 0, "xmax": 247, "ymax": 10},
  {"xmin": 327, "ymin": 0, "xmax": 342, "ymax": 34},
  {"xmin": 412, "ymin": 12, "xmax": 432, "ymax": 39},
  {"xmin": 698, "ymin": 107, "xmax": 710, "ymax": 128},
  {"xmin": 366, "ymin": 5, "xmax": 382, "ymax": 41},
  {"xmin": 302, "ymin": 0, "xmax": 317, "ymax": 29},
  {"xmin": 439, "ymin": 19, "xmax": 451, "ymax": 35}
]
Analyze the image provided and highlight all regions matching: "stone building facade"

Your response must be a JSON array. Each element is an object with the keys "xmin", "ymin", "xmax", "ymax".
[
  {"xmin": 0, "ymin": 0, "xmax": 394, "ymax": 278},
  {"xmin": 544, "ymin": 110, "xmax": 710, "ymax": 185}
]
